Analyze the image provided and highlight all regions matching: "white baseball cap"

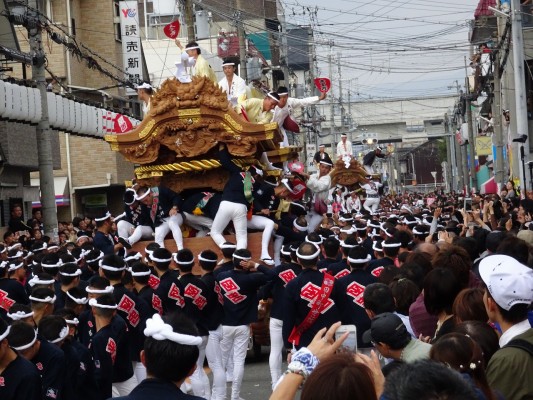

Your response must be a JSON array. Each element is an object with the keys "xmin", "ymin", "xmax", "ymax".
[{"xmin": 479, "ymin": 254, "xmax": 533, "ymax": 311}]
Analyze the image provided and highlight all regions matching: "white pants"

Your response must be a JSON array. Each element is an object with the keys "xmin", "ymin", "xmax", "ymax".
[
  {"xmin": 307, "ymin": 210, "xmax": 323, "ymax": 233},
  {"xmin": 183, "ymin": 211, "xmax": 213, "ymax": 237},
  {"xmin": 211, "ymin": 201, "xmax": 248, "ymax": 250},
  {"xmin": 191, "ymin": 335, "xmax": 211, "ymax": 399},
  {"xmin": 132, "ymin": 361, "xmax": 146, "ymax": 384},
  {"xmin": 364, "ymin": 197, "xmax": 380, "ymax": 214},
  {"xmin": 273, "ymin": 234, "xmax": 284, "ymax": 266},
  {"xmin": 269, "ymin": 318, "xmax": 284, "ymax": 389},
  {"xmin": 112, "ymin": 375, "xmax": 138, "ymax": 397},
  {"xmin": 364, "ymin": 164, "xmax": 374, "ymax": 174},
  {"xmin": 248, "ymin": 215, "xmax": 274, "ymax": 260},
  {"xmin": 117, "ymin": 220, "xmax": 153, "ymax": 245},
  {"xmin": 221, "ymin": 325, "xmax": 250, "ymax": 400},
  {"xmin": 155, "ymin": 215, "xmax": 183, "ymax": 250},
  {"xmin": 206, "ymin": 325, "xmax": 226, "ymax": 400}
]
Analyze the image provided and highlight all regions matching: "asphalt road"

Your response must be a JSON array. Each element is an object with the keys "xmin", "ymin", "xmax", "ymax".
[{"xmin": 237, "ymin": 348, "xmax": 280, "ymax": 400}]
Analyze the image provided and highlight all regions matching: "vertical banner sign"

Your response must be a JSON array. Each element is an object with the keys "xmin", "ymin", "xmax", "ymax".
[
  {"xmin": 119, "ymin": 2, "xmax": 143, "ymax": 95},
  {"xmin": 306, "ymin": 144, "xmax": 317, "ymax": 172}
]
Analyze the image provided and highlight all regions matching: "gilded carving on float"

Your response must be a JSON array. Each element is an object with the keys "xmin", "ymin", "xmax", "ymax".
[{"xmin": 104, "ymin": 76, "xmax": 300, "ymax": 191}]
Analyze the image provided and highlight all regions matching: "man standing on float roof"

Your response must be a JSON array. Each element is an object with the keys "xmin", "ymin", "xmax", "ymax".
[
  {"xmin": 136, "ymin": 82, "xmax": 153, "ymax": 115},
  {"xmin": 218, "ymin": 57, "xmax": 247, "ymax": 107},
  {"xmin": 175, "ymin": 39, "xmax": 217, "ymax": 83},
  {"xmin": 274, "ymin": 86, "xmax": 327, "ymax": 147}
]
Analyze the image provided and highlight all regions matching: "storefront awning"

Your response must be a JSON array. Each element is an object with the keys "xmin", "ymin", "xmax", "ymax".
[{"xmin": 30, "ymin": 176, "xmax": 70, "ymax": 207}]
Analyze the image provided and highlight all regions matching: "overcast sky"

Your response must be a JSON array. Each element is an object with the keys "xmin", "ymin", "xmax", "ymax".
[{"xmin": 282, "ymin": 0, "xmax": 480, "ymax": 100}]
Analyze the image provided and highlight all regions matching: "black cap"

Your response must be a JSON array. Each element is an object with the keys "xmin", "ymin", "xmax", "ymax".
[{"xmin": 362, "ymin": 312, "xmax": 410, "ymax": 347}]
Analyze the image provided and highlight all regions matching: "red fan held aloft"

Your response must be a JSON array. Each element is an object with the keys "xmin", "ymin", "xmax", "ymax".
[
  {"xmin": 113, "ymin": 114, "xmax": 133, "ymax": 134},
  {"xmin": 163, "ymin": 20, "xmax": 181, "ymax": 39},
  {"xmin": 314, "ymin": 77, "xmax": 331, "ymax": 93}
]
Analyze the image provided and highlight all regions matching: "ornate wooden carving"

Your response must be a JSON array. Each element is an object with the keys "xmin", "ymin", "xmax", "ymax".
[{"xmin": 104, "ymin": 75, "xmax": 302, "ymax": 191}]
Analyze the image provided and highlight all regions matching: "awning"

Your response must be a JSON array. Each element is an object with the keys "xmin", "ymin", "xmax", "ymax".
[{"xmin": 30, "ymin": 176, "xmax": 70, "ymax": 207}]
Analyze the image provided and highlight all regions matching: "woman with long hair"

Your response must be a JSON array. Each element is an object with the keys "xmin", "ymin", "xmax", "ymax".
[{"xmin": 430, "ymin": 333, "xmax": 497, "ymax": 400}]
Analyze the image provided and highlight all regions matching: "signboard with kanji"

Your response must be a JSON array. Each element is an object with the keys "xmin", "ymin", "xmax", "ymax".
[{"xmin": 119, "ymin": 1, "xmax": 143, "ymax": 95}]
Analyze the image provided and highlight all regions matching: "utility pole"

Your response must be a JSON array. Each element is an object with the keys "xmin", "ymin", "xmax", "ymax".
[
  {"xmin": 492, "ymin": 50, "xmax": 505, "ymax": 188},
  {"xmin": 465, "ymin": 55, "xmax": 478, "ymax": 193},
  {"xmin": 184, "ymin": 0, "xmax": 195, "ymax": 42},
  {"xmin": 338, "ymin": 52, "xmax": 345, "ymax": 137},
  {"xmin": 28, "ymin": 0, "xmax": 58, "ymax": 238},
  {"xmin": 307, "ymin": 27, "xmax": 316, "ymax": 146},
  {"xmin": 328, "ymin": 43, "xmax": 335, "ymax": 155},
  {"xmin": 235, "ymin": 0, "xmax": 247, "ymax": 81},
  {"xmin": 444, "ymin": 113, "xmax": 453, "ymax": 192},
  {"xmin": 511, "ymin": 0, "xmax": 529, "ymax": 195}
]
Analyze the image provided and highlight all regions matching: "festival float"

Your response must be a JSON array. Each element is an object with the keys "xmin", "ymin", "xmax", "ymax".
[{"xmin": 104, "ymin": 75, "xmax": 301, "ymax": 256}]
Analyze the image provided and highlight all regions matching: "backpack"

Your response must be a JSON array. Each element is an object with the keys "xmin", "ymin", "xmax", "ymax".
[{"xmin": 504, "ymin": 338, "xmax": 533, "ymax": 356}]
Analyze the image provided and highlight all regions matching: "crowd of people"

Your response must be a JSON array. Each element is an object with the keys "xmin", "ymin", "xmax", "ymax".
[{"xmin": 1, "ymin": 177, "xmax": 533, "ymax": 400}]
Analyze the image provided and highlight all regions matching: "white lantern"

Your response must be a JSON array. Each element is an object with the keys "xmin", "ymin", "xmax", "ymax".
[
  {"xmin": 0, "ymin": 80, "xmax": 6, "ymax": 119},
  {"xmin": 61, "ymin": 96, "xmax": 69, "ymax": 131},
  {"xmin": 67, "ymin": 99, "xmax": 76, "ymax": 132}
]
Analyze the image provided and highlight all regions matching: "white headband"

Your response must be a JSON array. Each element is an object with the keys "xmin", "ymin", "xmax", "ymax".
[
  {"xmin": 41, "ymin": 261, "xmax": 62, "ymax": 269},
  {"xmin": 76, "ymin": 235, "xmax": 89, "ymax": 243},
  {"xmin": 281, "ymin": 248, "xmax": 291, "ymax": 256},
  {"xmin": 233, "ymin": 253, "xmax": 251, "ymax": 261},
  {"xmin": 8, "ymin": 244, "xmax": 22, "ymax": 251},
  {"xmin": 28, "ymin": 276, "xmax": 55, "ymax": 287},
  {"xmin": 347, "ymin": 254, "xmax": 372, "ymax": 264},
  {"xmin": 135, "ymin": 188, "xmax": 151, "ymax": 201},
  {"xmin": 99, "ymin": 261, "xmax": 125, "ymax": 272},
  {"xmin": 49, "ymin": 326, "xmax": 69, "ymax": 344},
  {"xmin": 66, "ymin": 291, "xmax": 88, "ymax": 305},
  {"xmin": 382, "ymin": 242, "xmax": 401, "ymax": 248},
  {"xmin": 220, "ymin": 243, "xmax": 237, "ymax": 249},
  {"xmin": 8, "ymin": 250, "xmax": 24, "ymax": 259},
  {"xmin": 6, "ymin": 311, "xmax": 34, "ymax": 320},
  {"xmin": 198, "ymin": 254, "xmax": 217, "ymax": 263},
  {"xmin": 305, "ymin": 236, "xmax": 323, "ymax": 245},
  {"xmin": 94, "ymin": 211, "xmax": 112, "ymax": 222},
  {"xmin": 296, "ymin": 246, "xmax": 321, "ymax": 260},
  {"xmin": 124, "ymin": 253, "xmax": 142, "ymax": 262},
  {"xmin": 8, "ymin": 262, "xmax": 24, "ymax": 272},
  {"xmin": 0, "ymin": 246, "xmax": 6, "ymax": 254},
  {"xmin": 412, "ymin": 228, "xmax": 427, "ymax": 235},
  {"xmin": 173, "ymin": 256, "xmax": 194, "ymax": 265},
  {"xmin": 340, "ymin": 241, "xmax": 356, "ymax": 249},
  {"xmin": 128, "ymin": 268, "xmax": 152, "ymax": 277},
  {"xmin": 47, "ymin": 245, "xmax": 59, "ymax": 251},
  {"xmin": 86, "ymin": 251, "xmax": 104, "ymax": 263},
  {"xmin": 152, "ymin": 255, "xmax": 173, "ymax": 263},
  {"xmin": 281, "ymin": 178, "xmax": 295, "ymax": 194},
  {"xmin": 59, "ymin": 269, "xmax": 82, "ymax": 277},
  {"xmin": 29, "ymin": 295, "xmax": 56, "ymax": 304},
  {"xmin": 144, "ymin": 313, "xmax": 202, "ymax": 345},
  {"xmin": 293, "ymin": 219, "xmax": 308, "ymax": 232},
  {"xmin": 0, "ymin": 326, "xmax": 10, "ymax": 341},
  {"xmin": 114, "ymin": 212, "xmax": 126, "ymax": 221},
  {"xmin": 185, "ymin": 45, "xmax": 200, "ymax": 50},
  {"xmin": 85, "ymin": 285, "xmax": 114, "ymax": 294},
  {"xmin": 267, "ymin": 93, "xmax": 280, "ymax": 103},
  {"xmin": 12, "ymin": 330, "xmax": 37, "ymax": 351},
  {"xmin": 264, "ymin": 179, "xmax": 278, "ymax": 187},
  {"xmin": 88, "ymin": 298, "xmax": 117, "ymax": 309},
  {"xmin": 221, "ymin": 62, "xmax": 235, "ymax": 66},
  {"xmin": 65, "ymin": 318, "xmax": 79, "ymax": 326},
  {"xmin": 372, "ymin": 242, "xmax": 383, "ymax": 252}
]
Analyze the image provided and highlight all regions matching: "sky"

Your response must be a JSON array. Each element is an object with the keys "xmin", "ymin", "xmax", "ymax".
[{"xmin": 280, "ymin": 0, "xmax": 480, "ymax": 100}]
